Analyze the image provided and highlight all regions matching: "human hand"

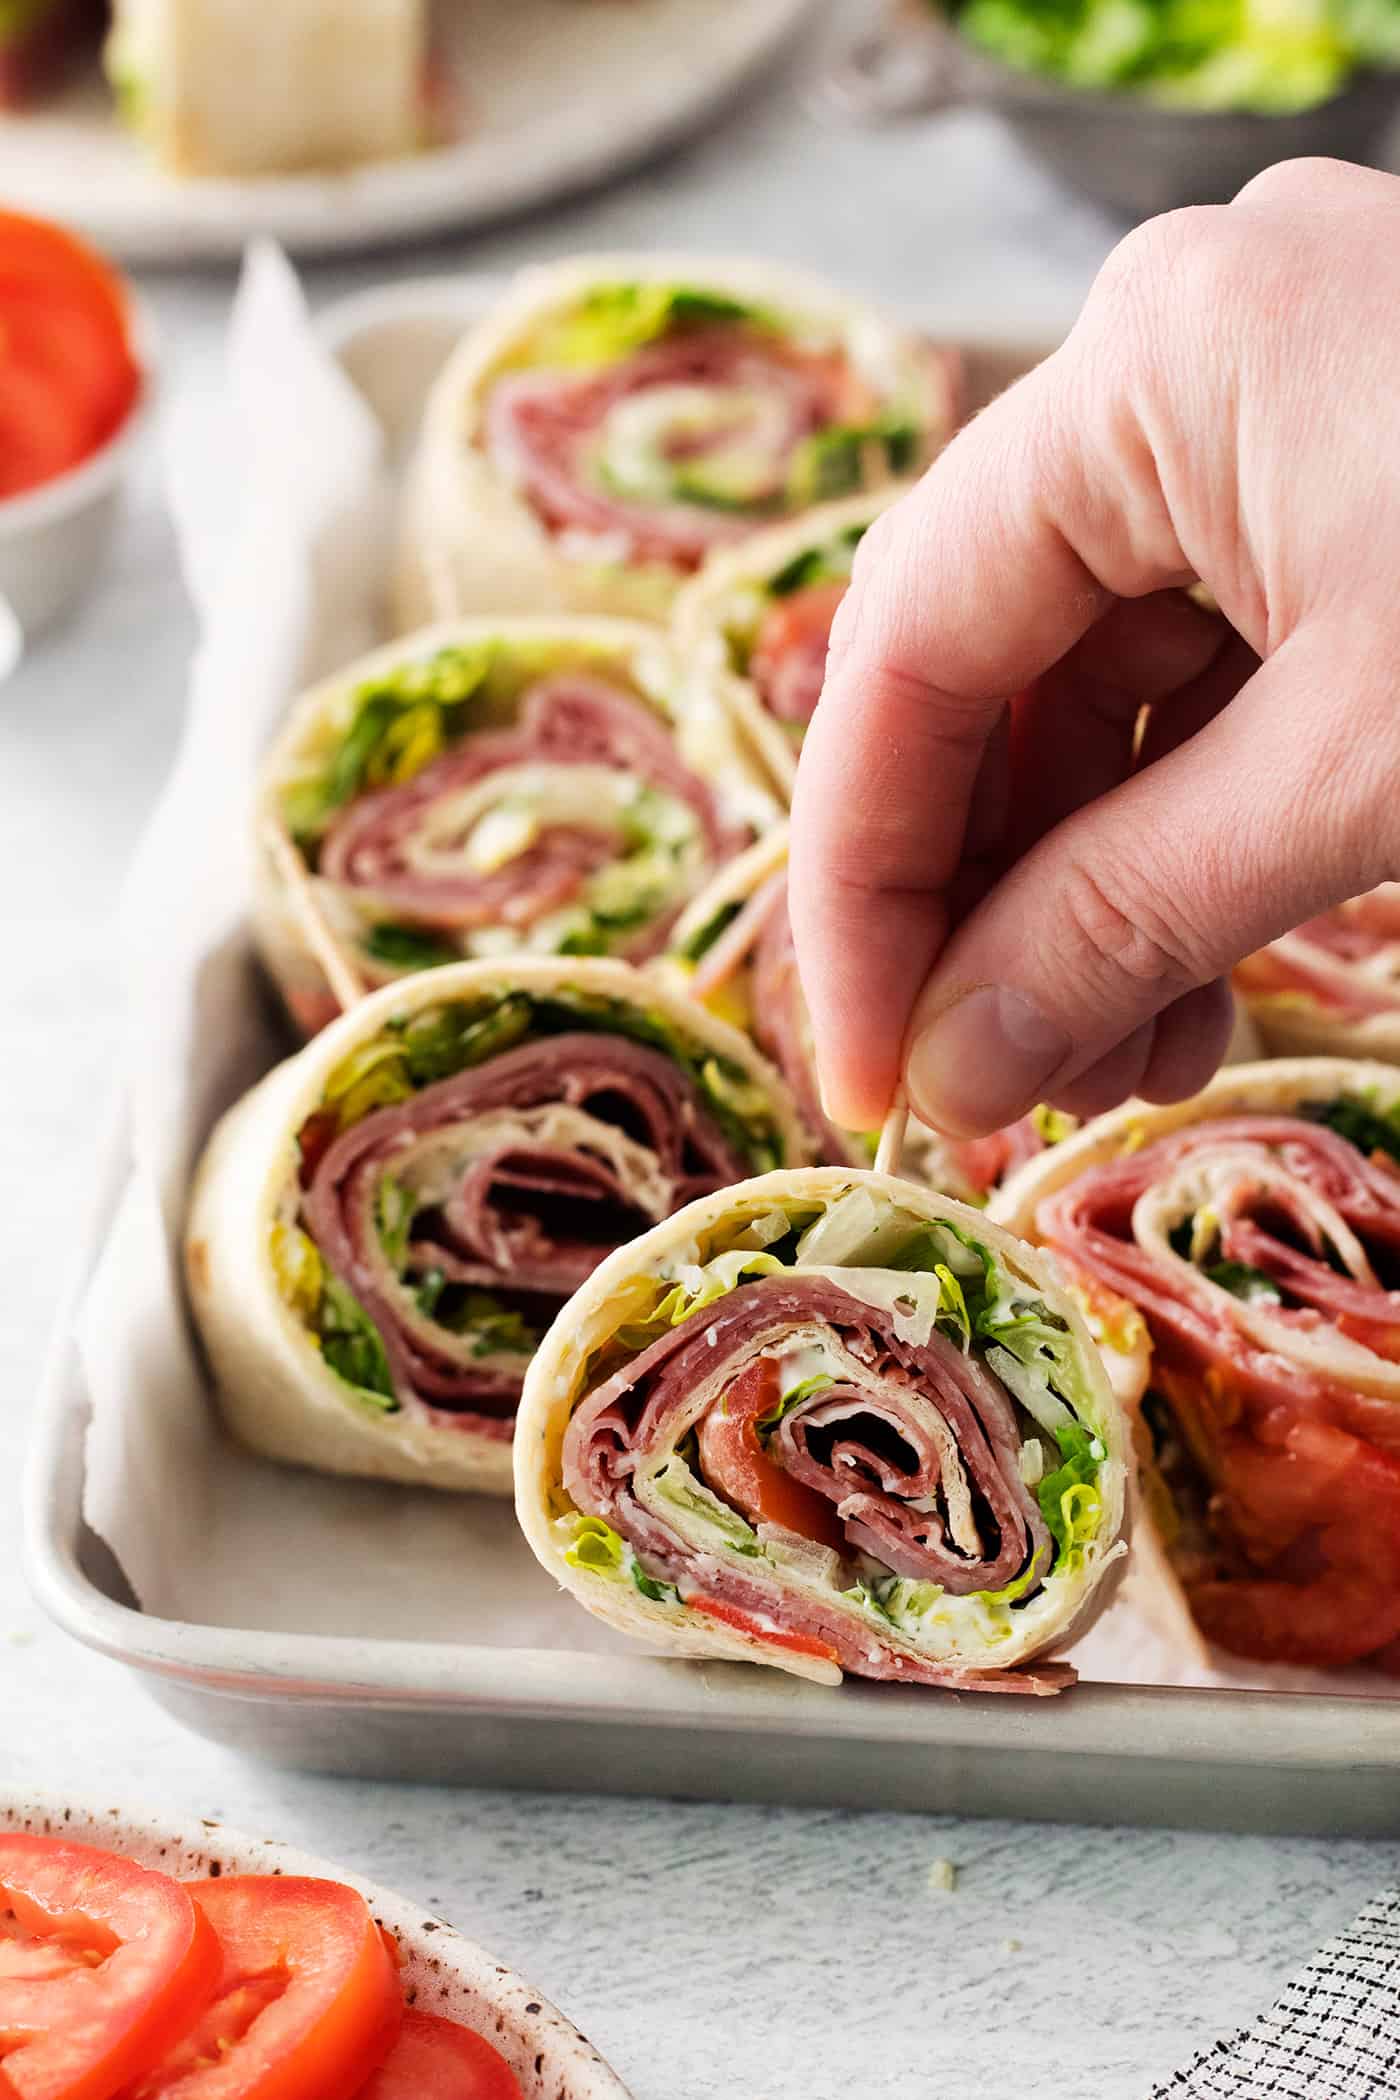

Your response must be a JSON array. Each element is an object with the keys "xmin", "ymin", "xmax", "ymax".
[{"xmin": 790, "ymin": 158, "xmax": 1400, "ymax": 1138}]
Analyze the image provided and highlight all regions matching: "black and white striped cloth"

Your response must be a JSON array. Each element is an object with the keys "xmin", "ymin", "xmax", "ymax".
[{"xmin": 1153, "ymin": 1888, "xmax": 1400, "ymax": 2099}]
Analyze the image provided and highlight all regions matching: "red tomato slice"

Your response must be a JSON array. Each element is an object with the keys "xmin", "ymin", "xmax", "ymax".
[
  {"xmin": 356, "ymin": 2012, "xmax": 523, "ymax": 2100},
  {"xmin": 1180, "ymin": 1403, "xmax": 1400, "ymax": 1667},
  {"xmin": 687, "ymin": 1591, "xmax": 841, "ymax": 1667},
  {"xmin": 695, "ymin": 1359, "xmax": 847, "ymax": 1554},
  {"xmin": 119, "ymin": 1878, "xmax": 401, "ymax": 2100},
  {"xmin": 296, "ymin": 1112, "xmax": 340, "ymax": 1187},
  {"xmin": 0, "ymin": 1834, "xmax": 218, "ymax": 2100},
  {"xmin": 0, "ymin": 210, "xmax": 140, "ymax": 499},
  {"xmin": 749, "ymin": 580, "xmax": 847, "ymax": 728}
]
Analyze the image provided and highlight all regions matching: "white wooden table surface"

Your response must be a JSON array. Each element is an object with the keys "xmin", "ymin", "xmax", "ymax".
[{"xmin": 4, "ymin": 12, "xmax": 1399, "ymax": 2094}]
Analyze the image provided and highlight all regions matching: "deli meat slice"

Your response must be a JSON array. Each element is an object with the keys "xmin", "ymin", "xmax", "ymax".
[
  {"xmin": 302, "ymin": 1034, "xmax": 750, "ymax": 1430},
  {"xmin": 486, "ymin": 328, "xmax": 864, "ymax": 570},
  {"xmin": 318, "ymin": 673, "xmax": 742, "ymax": 955}
]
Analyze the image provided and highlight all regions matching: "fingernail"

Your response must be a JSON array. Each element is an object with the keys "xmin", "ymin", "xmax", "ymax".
[{"xmin": 906, "ymin": 986, "xmax": 1072, "ymax": 1136}]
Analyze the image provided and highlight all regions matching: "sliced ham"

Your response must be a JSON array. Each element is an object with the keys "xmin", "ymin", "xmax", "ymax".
[
  {"xmin": 948, "ymin": 1118, "xmax": 1047, "ymax": 1199},
  {"xmin": 1239, "ymin": 888, "xmax": 1400, "ymax": 1020},
  {"xmin": 485, "ymin": 327, "xmax": 873, "ymax": 570},
  {"xmin": 301, "ymin": 1033, "xmax": 749, "ymax": 1434},
  {"xmin": 562, "ymin": 1274, "xmax": 1065, "ymax": 1693},
  {"xmin": 318, "ymin": 673, "xmax": 743, "ymax": 959}
]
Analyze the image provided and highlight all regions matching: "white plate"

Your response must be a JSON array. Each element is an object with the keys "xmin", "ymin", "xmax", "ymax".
[
  {"xmin": 0, "ymin": 0, "xmax": 814, "ymax": 263},
  {"xmin": 0, "ymin": 1788, "xmax": 632, "ymax": 2100}
]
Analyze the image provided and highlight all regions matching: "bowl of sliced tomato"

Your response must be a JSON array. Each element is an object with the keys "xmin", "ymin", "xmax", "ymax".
[
  {"xmin": 0, "ymin": 208, "xmax": 149, "ymax": 656},
  {"xmin": 0, "ymin": 1790, "xmax": 632, "ymax": 2100}
]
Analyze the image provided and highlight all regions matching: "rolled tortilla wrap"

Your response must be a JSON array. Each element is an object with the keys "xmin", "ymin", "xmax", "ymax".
[
  {"xmin": 659, "ymin": 825, "xmax": 1259, "ymax": 1193},
  {"xmin": 1235, "ymin": 886, "xmax": 1400, "ymax": 1062},
  {"xmin": 186, "ymin": 956, "xmax": 810, "ymax": 1496},
  {"xmin": 397, "ymin": 254, "xmax": 958, "ymax": 630},
  {"xmin": 992, "ymin": 1057, "xmax": 1400, "ymax": 1671},
  {"xmin": 254, "ymin": 616, "xmax": 779, "ymax": 1041},
  {"xmin": 105, "ymin": 0, "xmax": 427, "ymax": 174},
  {"xmin": 515, "ymin": 1168, "xmax": 1128, "ymax": 1691},
  {"xmin": 670, "ymin": 490, "xmax": 899, "ymax": 798}
]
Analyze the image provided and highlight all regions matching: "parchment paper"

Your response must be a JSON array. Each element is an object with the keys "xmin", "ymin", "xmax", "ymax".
[{"xmin": 74, "ymin": 247, "xmax": 1393, "ymax": 1696}]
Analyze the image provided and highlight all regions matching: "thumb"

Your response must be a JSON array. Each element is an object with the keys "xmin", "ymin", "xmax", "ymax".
[{"xmin": 901, "ymin": 625, "xmax": 1390, "ymax": 1136}]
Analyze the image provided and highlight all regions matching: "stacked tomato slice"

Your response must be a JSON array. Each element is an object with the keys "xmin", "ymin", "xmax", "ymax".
[{"xmin": 0, "ymin": 1835, "xmax": 524, "ymax": 2099}]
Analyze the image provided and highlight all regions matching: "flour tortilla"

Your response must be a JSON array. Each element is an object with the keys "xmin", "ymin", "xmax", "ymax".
[
  {"xmin": 185, "ymin": 955, "xmax": 811, "ymax": 1497},
  {"xmin": 108, "ymin": 0, "xmax": 426, "ymax": 176}
]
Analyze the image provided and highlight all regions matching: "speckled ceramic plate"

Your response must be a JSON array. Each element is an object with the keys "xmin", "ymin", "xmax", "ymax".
[
  {"xmin": 0, "ymin": 1789, "xmax": 632, "ymax": 2100},
  {"xmin": 0, "ymin": 0, "xmax": 815, "ymax": 263}
]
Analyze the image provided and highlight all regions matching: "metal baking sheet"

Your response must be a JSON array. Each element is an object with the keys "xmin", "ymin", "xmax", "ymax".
[{"xmin": 23, "ymin": 276, "xmax": 1400, "ymax": 1832}]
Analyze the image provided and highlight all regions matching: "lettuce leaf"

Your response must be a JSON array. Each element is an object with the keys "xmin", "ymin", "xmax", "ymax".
[
  {"xmin": 1305, "ymin": 1091, "xmax": 1400, "ymax": 1168},
  {"xmin": 525, "ymin": 283, "xmax": 768, "ymax": 370},
  {"xmin": 284, "ymin": 645, "xmax": 493, "ymax": 848},
  {"xmin": 362, "ymin": 924, "xmax": 461, "ymax": 973},
  {"xmin": 1037, "ymin": 1423, "xmax": 1104, "ymax": 1567},
  {"xmin": 676, "ymin": 898, "xmax": 742, "ymax": 966},
  {"xmin": 318, "ymin": 1278, "xmax": 397, "ymax": 1408},
  {"xmin": 767, "ymin": 522, "xmax": 867, "ymax": 598},
  {"xmin": 1204, "ymin": 1259, "xmax": 1282, "ymax": 1304},
  {"xmin": 947, "ymin": 0, "xmax": 1376, "ymax": 112},
  {"xmin": 651, "ymin": 1455, "xmax": 762, "ymax": 1556},
  {"xmin": 787, "ymin": 419, "xmax": 918, "ymax": 506}
]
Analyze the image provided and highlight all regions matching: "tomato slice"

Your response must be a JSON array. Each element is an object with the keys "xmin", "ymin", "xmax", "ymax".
[
  {"xmin": 695, "ymin": 1359, "xmax": 847, "ymax": 1554},
  {"xmin": 749, "ymin": 580, "xmax": 847, "ymax": 728},
  {"xmin": 355, "ymin": 2012, "xmax": 524, "ymax": 2100},
  {"xmin": 0, "ymin": 210, "xmax": 140, "ymax": 499},
  {"xmin": 118, "ymin": 1878, "xmax": 401, "ymax": 2100},
  {"xmin": 0, "ymin": 1834, "xmax": 217, "ymax": 2100},
  {"xmin": 687, "ymin": 1591, "xmax": 841, "ymax": 1667}
]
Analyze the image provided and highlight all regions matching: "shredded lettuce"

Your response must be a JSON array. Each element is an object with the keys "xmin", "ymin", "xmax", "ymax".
[
  {"xmin": 650, "ymin": 1455, "xmax": 763, "ymax": 1557},
  {"xmin": 761, "ymin": 1373, "xmax": 835, "ymax": 1432},
  {"xmin": 766, "ymin": 523, "xmax": 867, "ymax": 599},
  {"xmin": 283, "ymin": 645, "xmax": 494, "ymax": 848},
  {"xmin": 522, "ymin": 283, "xmax": 769, "ymax": 371},
  {"xmin": 1204, "ymin": 1259, "xmax": 1282, "ymax": 1304},
  {"xmin": 1305, "ymin": 1091, "xmax": 1400, "ymax": 1168},
  {"xmin": 559, "ymin": 1512, "xmax": 680, "ymax": 1602},
  {"xmin": 945, "ymin": 0, "xmax": 1389, "ymax": 112},
  {"xmin": 362, "ymin": 924, "xmax": 461, "ymax": 973},
  {"xmin": 787, "ymin": 419, "xmax": 918, "ymax": 506},
  {"xmin": 1037, "ymin": 1424, "xmax": 1104, "ymax": 1570},
  {"xmin": 375, "ymin": 1176, "xmax": 414, "ymax": 1266},
  {"xmin": 317, "ymin": 1279, "xmax": 397, "ymax": 1408},
  {"xmin": 563, "ymin": 1513, "xmax": 628, "ymax": 1576},
  {"xmin": 677, "ymin": 898, "xmax": 742, "ymax": 966}
]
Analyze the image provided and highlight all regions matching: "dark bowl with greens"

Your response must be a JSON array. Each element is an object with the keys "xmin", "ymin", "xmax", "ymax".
[{"xmin": 826, "ymin": 1, "xmax": 1400, "ymax": 218}]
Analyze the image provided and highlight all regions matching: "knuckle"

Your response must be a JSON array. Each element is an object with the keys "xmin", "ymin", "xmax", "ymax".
[
  {"xmin": 1054, "ymin": 855, "xmax": 1203, "ymax": 1014},
  {"xmin": 1078, "ymin": 210, "xmax": 1248, "ymax": 404},
  {"xmin": 1232, "ymin": 155, "xmax": 1354, "ymax": 208}
]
